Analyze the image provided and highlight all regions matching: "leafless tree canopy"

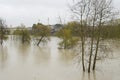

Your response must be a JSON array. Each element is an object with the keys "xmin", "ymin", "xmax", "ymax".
[{"xmin": 70, "ymin": 0, "xmax": 116, "ymax": 72}]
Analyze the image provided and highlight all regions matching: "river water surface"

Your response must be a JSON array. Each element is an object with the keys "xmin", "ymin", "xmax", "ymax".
[{"xmin": 0, "ymin": 37, "xmax": 120, "ymax": 80}]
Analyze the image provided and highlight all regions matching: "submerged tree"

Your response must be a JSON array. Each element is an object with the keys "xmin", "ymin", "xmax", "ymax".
[
  {"xmin": 71, "ymin": 0, "xmax": 115, "ymax": 72},
  {"xmin": 0, "ymin": 18, "xmax": 8, "ymax": 45},
  {"xmin": 13, "ymin": 24, "xmax": 31, "ymax": 44},
  {"xmin": 71, "ymin": 0, "xmax": 91, "ymax": 71},
  {"xmin": 57, "ymin": 23, "xmax": 79, "ymax": 49},
  {"xmin": 88, "ymin": 0, "xmax": 114, "ymax": 71},
  {"xmin": 32, "ymin": 23, "xmax": 51, "ymax": 46}
]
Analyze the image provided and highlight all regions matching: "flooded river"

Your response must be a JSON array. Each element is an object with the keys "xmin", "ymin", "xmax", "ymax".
[{"xmin": 0, "ymin": 37, "xmax": 120, "ymax": 80}]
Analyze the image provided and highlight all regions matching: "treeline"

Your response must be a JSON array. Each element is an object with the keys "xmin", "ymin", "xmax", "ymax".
[
  {"xmin": 56, "ymin": 21, "xmax": 120, "ymax": 48},
  {"xmin": 1, "ymin": 18, "xmax": 120, "ymax": 46},
  {"xmin": 101, "ymin": 24, "xmax": 120, "ymax": 39}
]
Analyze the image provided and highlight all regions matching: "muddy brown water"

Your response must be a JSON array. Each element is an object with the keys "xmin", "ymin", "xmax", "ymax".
[{"xmin": 0, "ymin": 36, "xmax": 120, "ymax": 80}]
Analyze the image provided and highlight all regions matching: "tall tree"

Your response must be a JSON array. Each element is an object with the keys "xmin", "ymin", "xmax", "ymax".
[
  {"xmin": 88, "ymin": 0, "xmax": 98, "ymax": 73},
  {"xmin": 71, "ymin": 0, "xmax": 91, "ymax": 72},
  {"xmin": 71, "ymin": 0, "xmax": 115, "ymax": 72},
  {"xmin": 92, "ymin": 0, "xmax": 113, "ymax": 70}
]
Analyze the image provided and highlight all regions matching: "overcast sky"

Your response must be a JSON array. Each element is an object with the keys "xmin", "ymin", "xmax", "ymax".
[{"xmin": 0, "ymin": 0, "xmax": 120, "ymax": 27}]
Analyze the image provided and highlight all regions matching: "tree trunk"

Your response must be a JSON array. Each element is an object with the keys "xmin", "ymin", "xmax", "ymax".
[
  {"xmin": 88, "ymin": 37, "xmax": 94, "ymax": 73},
  {"xmin": 88, "ymin": 24, "xmax": 95, "ymax": 72},
  {"xmin": 22, "ymin": 35, "xmax": 24, "ymax": 44},
  {"xmin": 93, "ymin": 22, "xmax": 101, "ymax": 70},
  {"xmin": 82, "ymin": 39, "xmax": 85, "ymax": 71},
  {"xmin": 88, "ymin": 8, "xmax": 97, "ymax": 72},
  {"xmin": 92, "ymin": 37, "xmax": 100, "ymax": 70},
  {"xmin": 64, "ymin": 40, "xmax": 67, "ymax": 49},
  {"xmin": 88, "ymin": 21, "xmax": 95, "ymax": 73},
  {"xmin": 80, "ymin": 26, "xmax": 85, "ymax": 71},
  {"xmin": 37, "ymin": 36, "xmax": 44, "ymax": 46},
  {"xmin": 80, "ymin": 12, "xmax": 85, "ymax": 72}
]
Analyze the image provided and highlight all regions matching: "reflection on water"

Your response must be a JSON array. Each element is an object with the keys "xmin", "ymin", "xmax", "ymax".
[
  {"xmin": 17, "ymin": 44, "xmax": 30, "ymax": 63},
  {"xmin": 0, "ymin": 37, "xmax": 120, "ymax": 80},
  {"xmin": 0, "ymin": 46, "xmax": 8, "ymax": 70},
  {"xmin": 32, "ymin": 46, "xmax": 51, "ymax": 65},
  {"xmin": 58, "ymin": 49, "xmax": 77, "ymax": 65}
]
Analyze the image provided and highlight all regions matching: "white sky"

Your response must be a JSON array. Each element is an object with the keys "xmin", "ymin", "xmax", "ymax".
[{"xmin": 0, "ymin": 0, "xmax": 120, "ymax": 27}]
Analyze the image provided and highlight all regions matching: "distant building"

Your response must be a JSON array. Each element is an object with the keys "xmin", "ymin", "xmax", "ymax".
[
  {"xmin": 50, "ymin": 24, "xmax": 64, "ymax": 34},
  {"xmin": 6, "ymin": 24, "xmax": 63, "ymax": 35}
]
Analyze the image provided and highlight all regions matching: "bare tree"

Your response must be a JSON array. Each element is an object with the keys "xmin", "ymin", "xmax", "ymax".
[
  {"xmin": 71, "ymin": 0, "xmax": 92, "ymax": 71},
  {"xmin": 70, "ymin": 0, "xmax": 115, "ymax": 72},
  {"xmin": 87, "ymin": 0, "xmax": 114, "ymax": 72},
  {"xmin": 88, "ymin": 0, "xmax": 98, "ymax": 72},
  {"xmin": 92, "ymin": 0, "xmax": 113, "ymax": 70}
]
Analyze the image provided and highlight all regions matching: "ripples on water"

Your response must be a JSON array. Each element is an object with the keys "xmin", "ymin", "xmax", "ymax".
[{"xmin": 0, "ymin": 36, "xmax": 120, "ymax": 80}]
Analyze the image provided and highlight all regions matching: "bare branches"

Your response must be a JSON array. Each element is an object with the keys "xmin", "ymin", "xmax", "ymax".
[{"xmin": 70, "ymin": 0, "xmax": 116, "ymax": 72}]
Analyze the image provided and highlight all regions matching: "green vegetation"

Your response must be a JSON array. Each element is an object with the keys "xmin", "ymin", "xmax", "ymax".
[
  {"xmin": 56, "ymin": 22, "xmax": 80, "ymax": 49},
  {"xmin": 13, "ymin": 25, "xmax": 31, "ymax": 44},
  {"xmin": 32, "ymin": 23, "xmax": 51, "ymax": 46},
  {"xmin": 0, "ymin": 18, "xmax": 8, "ymax": 45},
  {"xmin": 100, "ymin": 24, "xmax": 120, "ymax": 39}
]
